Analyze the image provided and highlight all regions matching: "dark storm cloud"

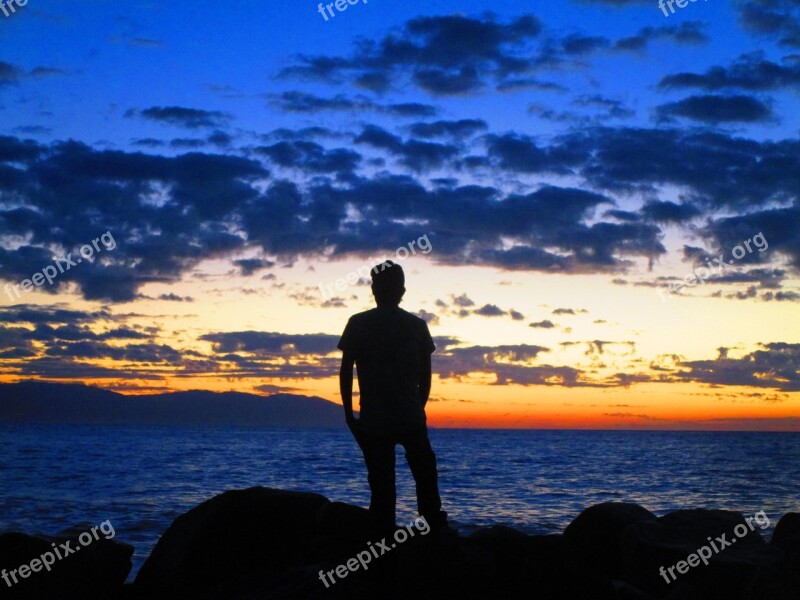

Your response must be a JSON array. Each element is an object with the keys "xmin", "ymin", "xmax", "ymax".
[
  {"xmin": 126, "ymin": 106, "xmax": 231, "ymax": 129},
  {"xmin": 656, "ymin": 94, "xmax": 773, "ymax": 123},
  {"xmin": 659, "ymin": 52, "xmax": 800, "ymax": 91}
]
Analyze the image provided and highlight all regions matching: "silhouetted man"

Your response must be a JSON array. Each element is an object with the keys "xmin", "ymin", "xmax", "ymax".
[{"xmin": 338, "ymin": 260, "xmax": 446, "ymax": 533}]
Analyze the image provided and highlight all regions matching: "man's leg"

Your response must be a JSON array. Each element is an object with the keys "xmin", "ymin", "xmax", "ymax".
[
  {"xmin": 401, "ymin": 426, "xmax": 446, "ymax": 527},
  {"xmin": 356, "ymin": 432, "xmax": 397, "ymax": 533}
]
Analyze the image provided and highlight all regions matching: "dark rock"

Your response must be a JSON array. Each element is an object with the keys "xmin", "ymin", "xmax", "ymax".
[
  {"xmin": 772, "ymin": 512, "xmax": 800, "ymax": 557},
  {"xmin": 563, "ymin": 502, "xmax": 657, "ymax": 578},
  {"xmin": 134, "ymin": 486, "xmax": 329, "ymax": 598},
  {"xmin": 465, "ymin": 533, "xmax": 616, "ymax": 599},
  {"xmin": 132, "ymin": 487, "xmax": 620, "ymax": 599},
  {"xmin": 0, "ymin": 527, "xmax": 133, "ymax": 600},
  {"xmin": 620, "ymin": 509, "xmax": 786, "ymax": 599},
  {"xmin": 772, "ymin": 513, "xmax": 800, "ymax": 598},
  {"xmin": 614, "ymin": 579, "xmax": 658, "ymax": 599}
]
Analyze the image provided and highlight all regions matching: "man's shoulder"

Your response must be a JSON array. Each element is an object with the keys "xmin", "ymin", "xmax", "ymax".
[
  {"xmin": 349, "ymin": 307, "xmax": 429, "ymax": 329},
  {"xmin": 347, "ymin": 308, "xmax": 379, "ymax": 323},
  {"xmin": 396, "ymin": 307, "xmax": 429, "ymax": 327}
]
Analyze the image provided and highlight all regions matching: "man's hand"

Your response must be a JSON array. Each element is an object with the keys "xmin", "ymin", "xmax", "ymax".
[{"xmin": 345, "ymin": 412, "xmax": 362, "ymax": 437}]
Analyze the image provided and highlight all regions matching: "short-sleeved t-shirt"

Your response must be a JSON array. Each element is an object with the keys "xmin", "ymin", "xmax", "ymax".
[{"xmin": 338, "ymin": 306, "xmax": 435, "ymax": 435}]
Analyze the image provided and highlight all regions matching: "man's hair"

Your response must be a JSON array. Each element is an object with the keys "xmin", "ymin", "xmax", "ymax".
[{"xmin": 371, "ymin": 260, "xmax": 405, "ymax": 306}]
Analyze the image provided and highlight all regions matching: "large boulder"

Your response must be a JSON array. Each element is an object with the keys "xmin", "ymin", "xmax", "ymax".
[
  {"xmin": 0, "ymin": 526, "xmax": 133, "ymax": 599},
  {"xmin": 620, "ymin": 509, "xmax": 786, "ymax": 599},
  {"xmin": 772, "ymin": 512, "xmax": 800, "ymax": 596},
  {"xmin": 465, "ymin": 532, "xmax": 617, "ymax": 599},
  {"xmin": 134, "ymin": 487, "xmax": 329, "ymax": 598},
  {"xmin": 772, "ymin": 512, "xmax": 800, "ymax": 557},
  {"xmin": 563, "ymin": 502, "xmax": 658, "ymax": 578}
]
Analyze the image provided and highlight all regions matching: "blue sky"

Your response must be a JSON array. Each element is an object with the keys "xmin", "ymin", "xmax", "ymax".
[{"xmin": 1, "ymin": 0, "xmax": 799, "ymax": 428}]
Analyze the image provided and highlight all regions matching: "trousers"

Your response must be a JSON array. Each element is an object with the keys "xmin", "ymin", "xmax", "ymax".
[{"xmin": 355, "ymin": 425, "xmax": 443, "ymax": 531}]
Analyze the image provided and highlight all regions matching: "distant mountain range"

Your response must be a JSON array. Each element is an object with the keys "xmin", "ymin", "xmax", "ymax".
[{"xmin": 0, "ymin": 382, "xmax": 346, "ymax": 428}]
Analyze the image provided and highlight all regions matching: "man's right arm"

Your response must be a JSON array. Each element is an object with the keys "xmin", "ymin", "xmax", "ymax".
[{"xmin": 339, "ymin": 351, "xmax": 358, "ymax": 430}]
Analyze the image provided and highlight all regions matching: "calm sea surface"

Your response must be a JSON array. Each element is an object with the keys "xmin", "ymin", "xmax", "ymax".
[{"xmin": 2, "ymin": 426, "xmax": 799, "ymax": 578}]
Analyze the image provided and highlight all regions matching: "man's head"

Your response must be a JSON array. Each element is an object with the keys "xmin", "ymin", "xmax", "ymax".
[{"xmin": 371, "ymin": 260, "xmax": 405, "ymax": 306}]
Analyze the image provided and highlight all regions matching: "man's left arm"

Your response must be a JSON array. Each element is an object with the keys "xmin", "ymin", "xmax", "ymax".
[
  {"xmin": 419, "ymin": 322, "xmax": 434, "ymax": 407},
  {"xmin": 419, "ymin": 352, "xmax": 432, "ymax": 408}
]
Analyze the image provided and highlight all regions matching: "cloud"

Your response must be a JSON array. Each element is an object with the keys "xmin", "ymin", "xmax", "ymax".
[
  {"xmin": 408, "ymin": 119, "xmax": 488, "ymax": 139},
  {"xmin": 0, "ymin": 61, "xmax": 22, "ymax": 86},
  {"xmin": 676, "ymin": 343, "xmax": 800, "ymax": 391},
  {"xmin": 614, "ymin": 21, "xmax": 708, "ymax": 51},
  {"xmin": 529, "ymin": 320, "xmax": 556, "ymax": 328},
  {"xmin": 737, "ymin": 0, "xmax": 800, "ymax": 48},
  {"xmin": 659, "ymin": 52, "xmax": 800, "ymax": 91},
  {"xmin": 354, "ymin": 125, "xmax": 459, "ymax": 171},
  {"xmin": 656, "ymin": 94, "xmax": 773, "ymax": 123},
  {"xmin": 126, "ymin": 106, "xmax": 231, "ymax": 129},
  {"xmin": 256, "ymin": 141, "xmax": 361, "ymax": 174},
  {"xmin": 474, "ymin": 303, "xmax": 507, "ymax": 317},
  {"xmin": 552, "ymin": 308, "xmax": 587, "ymax": 315},
  {"xmin": 496, "ymin": 78, "xmax": 567, "ymax": 92},
  {"xmin": 641, "ymin": 200, "xmax": 702, "ymax": 224},
  {"xmin": 0, "ymin": 140, "xmax": 267, "ymax": 301},
  {"xmin": 234, "ymin": 258, "xmax": 275, "ymax": 276},
  {"xmin": 434, "ymin": 343, "xmax": 601, "ymax": 386},
  {"xmin": 269, "ymin": 91, "xmax": 439, "ymax": 117},
  {"xmin": 200, "ymin": 331, "xmax": 339, "ymax": 356},
  {"xmin": 280, "ymin": 14, "xmax": 543, "ymax": 95}
]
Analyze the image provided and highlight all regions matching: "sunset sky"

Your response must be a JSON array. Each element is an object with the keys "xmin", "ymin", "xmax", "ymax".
[{"xmin": 1, "ymin": 0, "xmax": 799, "ymax": 429}]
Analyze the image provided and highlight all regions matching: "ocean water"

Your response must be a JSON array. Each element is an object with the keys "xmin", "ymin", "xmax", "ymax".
[{"xmin": 1, "ymin": 426, "xmax": 799, "ymax": 579}]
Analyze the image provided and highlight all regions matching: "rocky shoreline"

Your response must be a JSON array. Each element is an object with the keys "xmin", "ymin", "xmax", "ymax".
[{"xmin": 1, "ymin": 487, "xmax": 798, "ymax": 599}]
